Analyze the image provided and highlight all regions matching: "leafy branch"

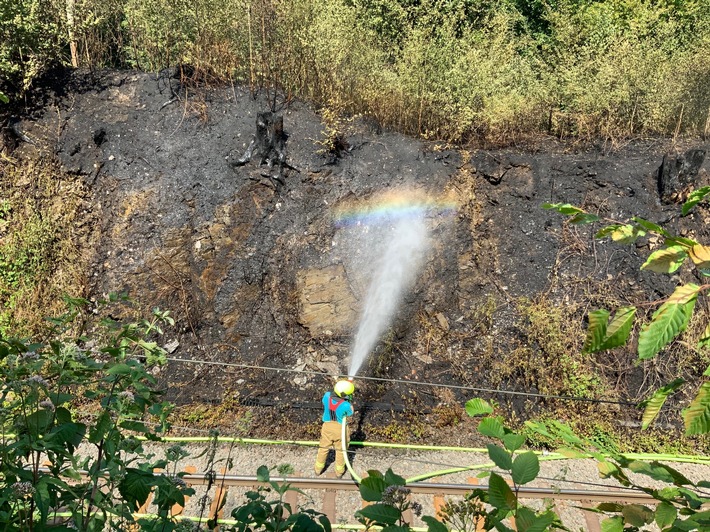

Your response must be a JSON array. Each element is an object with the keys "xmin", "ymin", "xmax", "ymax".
[{"xmin": 543, "ymin": 190, "xmax": 710, "ymax": 435}]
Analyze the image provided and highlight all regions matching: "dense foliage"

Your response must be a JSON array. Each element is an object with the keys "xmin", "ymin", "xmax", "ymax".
[
  {"xmin": 1, "ymin": 0, "xmax": 709, "ymax": 144},
  {"xmin": 544, "ymin": 187, "xmax": 710, "ymax": 435}
]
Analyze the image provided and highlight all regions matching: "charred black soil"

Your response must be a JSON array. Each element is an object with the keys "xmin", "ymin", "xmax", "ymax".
[{"xmin": 3, "ymin": 69, "xmax": 709, "ymax": 450}]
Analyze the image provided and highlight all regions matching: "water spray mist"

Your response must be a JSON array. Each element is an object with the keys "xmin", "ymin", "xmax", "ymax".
[{"xmin": 348, "ymin": 214, "xmax": 429, "ymax": 377}]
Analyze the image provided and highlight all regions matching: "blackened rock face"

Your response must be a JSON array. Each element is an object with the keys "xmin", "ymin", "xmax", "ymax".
[
  {"xmin": 657, "ymin": 148, "xmax": 707, "ymax": 203},
  {"xmin": 12, "ymin": 69, "xmax": 710, "ymax": 430}
]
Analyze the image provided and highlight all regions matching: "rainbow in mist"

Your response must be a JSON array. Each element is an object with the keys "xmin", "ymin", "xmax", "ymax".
[{"xmin": 332, "ymin": 189, "xmax": 458, "ymax": 228}]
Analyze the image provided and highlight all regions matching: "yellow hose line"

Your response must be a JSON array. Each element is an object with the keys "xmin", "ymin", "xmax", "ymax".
[{"xmin": 342, "ymin": 418, "xmax": 362, "ymax": 483}]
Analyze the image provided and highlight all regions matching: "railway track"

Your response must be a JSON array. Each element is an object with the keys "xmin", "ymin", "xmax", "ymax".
[{"xmin": 84, "ymin": 469, "xmax": 663, "ymax": 531}]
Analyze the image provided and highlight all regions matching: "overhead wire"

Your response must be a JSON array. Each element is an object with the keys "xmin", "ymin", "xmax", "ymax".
[{"xmin": 165, "ymin": 356, "xmax": 638, "ymax": 406}]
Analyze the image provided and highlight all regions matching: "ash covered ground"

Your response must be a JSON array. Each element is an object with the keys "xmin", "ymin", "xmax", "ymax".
[{"xmin": 6, "ymin": 68, "xmax": 710, "ymax": 445}]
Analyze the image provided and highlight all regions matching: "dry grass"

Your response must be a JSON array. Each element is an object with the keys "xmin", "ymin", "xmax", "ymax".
[{"xmin": 0, "ymin": 155, "xmax": 97, "ymax": 337}]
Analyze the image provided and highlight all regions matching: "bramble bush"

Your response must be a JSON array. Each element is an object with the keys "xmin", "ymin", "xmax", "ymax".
[{"xmin": 0, "ymin": 294, "xmax": 185, "ymax": 530}]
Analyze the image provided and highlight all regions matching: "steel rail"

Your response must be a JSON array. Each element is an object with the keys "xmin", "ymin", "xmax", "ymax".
[
  {"xmin": 179, "ymin": 473, "xmax": 658, "ymax": 504},
  {"xmin": 37, "ymin": 467, "xmax": 660, "ymax": 504}
]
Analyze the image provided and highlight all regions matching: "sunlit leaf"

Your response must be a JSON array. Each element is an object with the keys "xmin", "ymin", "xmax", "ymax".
[
  {"xmin": 542, "ymin": 203, "xmax": 585, "ymax": 215},
  {"xmin": 478, "ymin": 417, "xmax": 506, "ymax": 439},
  {"xmin": 601, "ymin": 516, "xmax": 623, "ymax": 532},
  {"xmin": 640, "ymin": 378, "xmax": 685, "ymax": 430},
  {"xmin": 640, "ymin": 246, "xmax": 687, "ymax": 273},
  {"xmin": 502, "ymin": 433, "xmax": 526, "ymax": 452},
  {"xmin": 667, "ymin": 283, "xmax": 702, "ymax": 305},
  {"xmin": 511, "ymin": 452, "xmax": 539, "ymax": 485},
  {"xmin": 665, "ymin": 235, "xmax": 699, "ymax": 247},
  {"xmin": 610, "ymin": 224, "xmax": 645, "ymax": 244},
  {"xmin": 597, "ymin": 461, "xmax": 631, "ymax": 486},
  {"xmin": 632, "ymin": 217, "xmax": 669, "ymax": 236},
  {"xmin": 682, "ymin": 381, "xmax": 710, "ymax": 435},
  {"xmin": 595, "ymin": 225, "xmax": 622, "ymax": 238},
  {"xmin": 688, "ymin": 244, "xmax": 710, "ymax": 270},
  {"xmin": 638, "ymin": 288, "xmax": 698, "ymax": 359},
  {"xmin": 515, "ymin": 507, "xmax": 557, "ymax": 532},
  {"xmin": 465, "ymin": 398, "xmax": 494, "ymax": 417},
  {"xmin": 600, "ymin": 307, "xmax": 636, "ymax": 350},
  {"xmin": 681, "ymin": 186, "xmax": 710, "ymax": 216},
  {"xmin": 627, "ymin": 460, "xmax": 692, "ymax": 486},
  {"xmin": 583, "ymin": 309, "xmax": 609, "ymax": 353}
]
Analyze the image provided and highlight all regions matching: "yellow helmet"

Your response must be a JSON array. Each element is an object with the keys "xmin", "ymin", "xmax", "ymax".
[{"xmin": 334, "ymin": 379, "xmax": 355, "ymax": 398}]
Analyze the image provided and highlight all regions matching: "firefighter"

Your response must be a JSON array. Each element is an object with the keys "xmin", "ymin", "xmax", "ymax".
[{"xmin": 314, "ymin": 379, "xmax": 355, "ymax": 477}]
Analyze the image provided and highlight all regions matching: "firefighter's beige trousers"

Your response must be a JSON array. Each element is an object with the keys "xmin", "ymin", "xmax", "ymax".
[{"xmin": 314, "ymin": 420, "xmax": 350, "ymax": 475}]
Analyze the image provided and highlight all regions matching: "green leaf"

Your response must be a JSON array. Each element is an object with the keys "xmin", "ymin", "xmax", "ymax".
[
  {"xmin": 542, "ymin": 203, "xmax": 585, "ymax": 215},
  {"xmin": 621, "ymin": 504, "xmax": 654, "ymax": 527},
  {"xmin": 682, "ymin": 381, "xmax": 710, "ymax": 435},
  {"xmin": 640, "ymin": 378, "xmax": 685, "ymax": 429},
  {"xmin": 46, "ymin": 422, "xmax": 86, "ymax": 451},
  {"xmin": 0, "ymin": 92, "xmax": 9, "ymax": 104},
  {"xmin": 600, "ymin": 516, "xmax": 623, "ymax": 532},
  {"xmin": 478, "ymin": 417, "xmax": 506, "ymax": 439},
  {"xmin": 665, "ymin": 235, "xmax": 699, "ymax": 247},
  {"xmin": 502, "ymin": 433, "xmax": 526, "ymax": 452},
  {"xmin": 356, "ymin": 503, "xmax": 401, "ymax": 525},
  {"xmin": 511, "ymin": 452, "xmax": 539, "ymax": 485},
  {"xmin": 89, "ymin": 411, "xmax": 113, "ymax": 443},
  {"xmin": 681, "ymin": 186, "xmax": 710, "ymax": 215},
  {"xmin": 422, "ymin": 515, "xmax": 448, "ymax": 532},
  {"xmin": 24, "ymin": 409, "xmax": 53, "ymax": 436},
  {"xmin": 641, "ymin": 246, "xmax": 688, "ymax": 273},
  {"xmin": 380, "ymin": 526, "xmax": 410, "ymax": 532},
  {"xmin": 515, "ymin": 508, "xmax": 557, "ymax": 532},
  {"xmin": 595, "ymin": 224, "xmax": 622, "ymax": 238},
  {"xmin": 119, "ymin": 468, "xmax": 154, "ymax": 510},
  {"xmin": 597, "ymin": 503, "xmax": 624, "ymax": 512},
  {"xmin": 465, "ymin": 398, "xmax": 494, "ymax": 417},
  {"xmin": 383, "ymin": 469, "xmax": 406, "ymax": 486},
  {"xmin": 291, "ymin": 513, "xmax": 327, "ymax": 532},
  {"xmin": 119, "ymin": 420, "xmax": 152, "ymax": 434},
  {"xmin": 359, "ymin": 474, "xmax": 387, "ymax": 502},
  {"xmin": 583, "ymin": 309, "xmax": 609, "ymax": 353},
  {"xmin": 610, "ymin": 224, "xmax": 646, "ymax": 244},
  {"xmin": 570, "ymin": 212, "xmax": 601, "ymax": 224},
  {"xmin": 487, "ymin": 444, "xmax": 513, "ymax": 471},
  {"xmin": 655, "ymin": 501, "xmax": 678, "ymax": 529},
  {"xmin": 106, "ymin": 363, "xmax": 133, "ymax": 375},
  {"xmin": 627, "ymin": 460, "xmax": 692, "ymax": 486},
  {"xmin": 632, "ymin": 217, "xmax": 669, "ymax": 236},
  {"xmin": 597, "ymin": 461, "xmax": 631, "ymax": 486},
  {"xmin": 638, "ymin": 286, "xmax": 699, "ymax": 359},
  {"xmin": 487, "ymin": 473, "xmax": 516, "ymax": 511},
  {"xmin": 600, "ymin": 307, "xmax": 636, "ymax": 351},
  {"xmin": 256, "ymin": 465, "xmax": 270, "ymax": 482}
]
